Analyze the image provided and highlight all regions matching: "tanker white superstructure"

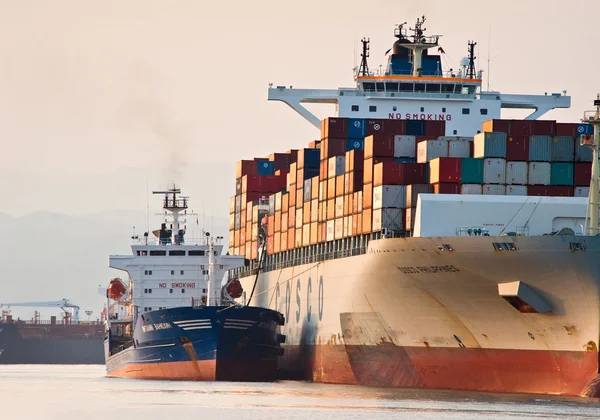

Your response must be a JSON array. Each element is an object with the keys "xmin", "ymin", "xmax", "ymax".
[{"xmin": 231, "ymin": 17, "xmax": 600, "ymax": 397}]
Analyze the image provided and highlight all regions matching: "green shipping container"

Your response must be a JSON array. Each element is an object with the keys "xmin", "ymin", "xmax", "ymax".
[
  {"xmin": 550, "ymin": 162, "xmax": 574, "ymax": 186},
  {"xmin": 461, "ymin": 158, "xmax": 484, "ymax": 184}
]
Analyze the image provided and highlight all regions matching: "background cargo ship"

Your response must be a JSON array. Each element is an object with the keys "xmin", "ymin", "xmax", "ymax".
[
  {"xmin": 228, "ymin": 17, "xmax": 600, "ymax": 397},
  {"xmin": 0, "ymin": 299, "xmax": 104, "ymax": 364}
]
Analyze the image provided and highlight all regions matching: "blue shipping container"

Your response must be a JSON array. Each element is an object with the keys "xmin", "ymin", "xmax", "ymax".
[
  {"xmin": 300, "ymin": 149, "xmax": 320, "ymax": 168},
  {"xmin": 406, "ymin": 120, "xmax": 426, "ymax": 136},
  {"xmin": 347, "ymin": 138, "xmax": 364, "ymax": 151},
  {"xmin": 347, "ymin": 118, "xmax": 366, "ymax": 138},
  {"xmin": 394, "ymin": 157, "xmax": 416, "ymax": 163},
  {"xmin": 575, "ymin": 140, "xmax": 593, "ymax": 162},
  {"xmin": 529, "ymin": 135, "xmax": 552, "ymax": 162},
  {"xmin": 256, "ymin": 160, "xmax": 275, "ymax": 175},
  {"xmin": 551, "ymin": 136, "xmax": 575, "ymax": 162},
  {"xmin": 577, "ymin": 124, "xmax": 594, "ymax": 135},
  {"xmin": 460, "ymin": 158, "xmax": 484, "ymax": 184},
  {"xmin": 550, "ymin": 162, "xmax": 574, "ymax": 186},
  {"xmin": 302, "ymin": 167, "xmax": 320, "ymax": 180}
]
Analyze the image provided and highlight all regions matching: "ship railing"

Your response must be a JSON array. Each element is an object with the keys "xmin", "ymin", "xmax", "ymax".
[
  {"xmin": 130, "ymin": 237, "xmax": 222, "ymax": 246},
  {"xmin": 0, "ymin": 319, "xmax": 103, "ymax": 326}
]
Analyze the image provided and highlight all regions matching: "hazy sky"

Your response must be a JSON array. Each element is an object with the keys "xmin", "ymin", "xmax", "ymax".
[{"xmin": 1, "ymin": 0, "xmax": 599, "ymax": 215}]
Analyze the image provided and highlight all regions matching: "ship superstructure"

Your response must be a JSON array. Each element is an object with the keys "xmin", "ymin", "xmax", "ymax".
[
  {"xmin": 229, "ymin": 17, "xmax": 600, "ymax": 397},
  {"xmin": 104, "ymin": 187, "xmax": 285, "ymax": 381}
]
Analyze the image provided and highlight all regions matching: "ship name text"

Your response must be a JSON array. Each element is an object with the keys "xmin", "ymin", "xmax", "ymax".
[
  {"xmin": 397, "ymin": 265, "xmax": 460, "ymax": 274},
  {"xmin": 141, "ymin": 322, "xmax": 172, "ymax": 333},
  {"xmin": 389, "ymin": 113, "xmax": 452, "ymax": 121}
]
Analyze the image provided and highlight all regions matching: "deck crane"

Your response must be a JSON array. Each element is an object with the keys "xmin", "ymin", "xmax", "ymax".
[{"xmin": 0, "ymin": 299, "xmax": 80, "ymax": 322}]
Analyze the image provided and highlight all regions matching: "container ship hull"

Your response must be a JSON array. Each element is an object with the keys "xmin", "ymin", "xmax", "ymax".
[
  {"xmin": 0, "ymin": 323, "xmax": 104, "ymax": 364},
  {"xmin": 105, "ymin": 306, "xmax": 284, "ymax": 381},
  {"xmin": 238, "ymin": 235, "xmax": 600, "ymax": 396}
]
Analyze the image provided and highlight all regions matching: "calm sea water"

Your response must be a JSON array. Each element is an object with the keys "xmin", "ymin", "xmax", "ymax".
[{"xmin": 0, "ymin": 365, "xmax": 599, "ymax": 420}]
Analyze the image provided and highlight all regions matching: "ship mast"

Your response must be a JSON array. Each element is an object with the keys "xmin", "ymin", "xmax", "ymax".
[
  {"xmin": 152, "ymin": 185, "xmax": 188, "ymax": 245},
  {"xmin": 582, "ymin": 94, "xmax": 600, "ymax": 235},
  {"xmin": 402, "ymin": 15, "xmax": 440, "ymax": 77}
]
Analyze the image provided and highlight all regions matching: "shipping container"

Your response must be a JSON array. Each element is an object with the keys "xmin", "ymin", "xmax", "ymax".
[
  {"xmin": 328, "ymin": 156, "xmax": 345, "ymax": 178},
  {"xmin": 282, "ymin": 192, "xmax": 289, "ymax": 213},
  {"xmin": 506, "ymin": 185, "xmax": 527, "ymax": 196},
  {"xmin": 505, "ymin": 135, "xmax": 529, "ymax": 161},
  {"xmin": 363, "ymin": 183, "xmax": 373, "ymax": 209},
  {"xmin": 302, "ymin": 224, "xmax": 310, "ymax": 247},
  {"xmin": 320, "ymin": 137, "xmax": 346, "ymax": 161},
  {"xmin": 551, "ymin": 136, "xmax": 575, "ymax": 162},
  {"xmin": 273, "ymin": 232, "xmax": 281, "ymax": 254},
  {"xmin": 334, "ymin": 217, "xmax": 344, "ymax": 240},
  {"xmin": 319, "ymin": 179, "xmax": 327, "ymax": 202},
  {"xmin": 236, "ymin": 160, "xmax": 257, "ymax": 178},
  {"xmin": 295, "ymin": 208, "xmax": 302, "ymax": 229},
  {"xmin": 229, "ymin": 196, "xmax": 236, "ymax": 214},
  {"xmin": 527, "ymin": 186, "xmax": 574, "ymax": 197},
  {"xmin": 482, "ymin": 184, "xmax": 506, "ymax": 195},
  {"xmin": 281, "ymin": 211, "xmax": 288, "ymax": 232},
  {"xmin": 289, "ymin": 184, "xmax": 296, "ymax": 207},
  {"xmin": 373, "ymin": 162, "xmax": 400, "ymax": 186},
  {"xmin": 372, "ymin": 208, "xmax": 404, "ymax": 232},
  {"xmin": 344, "ymin": 171, "xmax": 363, "ymax": 194},
  {"xmin": 268, "ymin": 152, "xmax": 293, "ymax": 171},
  {"xmin": 287, "ymin": 228, "xmax": 295, "ymax": 250},
  {"xmin": 256, "ymin": 160, "xmax": 275, "ymax": 176},
  {"xmin": 574, "ymin": 163, "xmax": 592, "ymax": 186},
  {"xmin": 429, "ymin": 157, "xmax": 461, "ymax": 184},
  {"xmin": 406, "ymin": 120, "xmax": 426, "ymax": 136},
  {"xmin": 513, "ymin": 120, "xmax": 534, "ymax": 137},
  {"xmin": 308, "ymin": 140, "xmax": 321, "ymax": 149},
  {"xmin": 556, "ymin": 123, "xmax": 578, "ymax": 137},
  {"xmin": 362, "ymin": 208, "xmax": 373, "ymax": 233},
  {"xmin": 550, "ymin": 162, "xmax": 574, "ymax": 186},
  {"xmin": 363, "ymin": 157, "xmax": 394, "ymax": 184},
  {"xmin": 318, "ymin": 201, "xmax": 325, "ymax": 222},
  {"xmin": 297, "ymin": 167, "xmax": 319, "ymax": 181},
  {"xmin": 575, "ymin": 186, "xmax": 590, "ymax": 197},
  {"xmin": 335, "ymin": 196, "xmax": 344, "ymax": 218},
  {"xmin": 274, "ymin": 211, "xmax": 281, "ymax": 232},
  {"xmin": 575, "ymin": 139, "xmax": 593, "ymax": 162},
  {"xmin": 326, "ymin": 220, "xmax": 335, "ymax": 242},
  {"xmin": 393, "ymin": 135, "xmax": 417, "ymax": 158},
  {"xmin": 321, "ymin": 117, "xmax": 347, "ymax": 139},
  {"xmin": 395, "ymin": 157, "xmax": 417, "ymax": 163},
  {"xmin": 345, "ymin": 149, "xmax": 364, "ymax": 173},
  {"xmin": 302, "ymin": 201, "xmax": 310, "ymax": 224},
  {"xmin": 461, "ymin": 184, "xmax": 483, "ymax": 195},
  {"xmin": 267, "ymin": 214, "xmax": 274, "ymax": 236},
  {"xmin": 343, "ymin": 215, "xmax": 352, "ymax": 238},
  {"xmin": 373, "ymin": 185, "xmax": 407, "ymax": 209},
  {"xmin": 289, "ymin": 162, "xmax": 297, "ymax": 185},
  {"xmin": 460, "ymin": 158, "xmax": 484, "ymax": 184},
  {"xmin": 347, "ymin": 118, "xmax": 366, "ymax": 138},
  {"xmin": 529, "ymin": 135, "xmax": 552, "ymax": 161},
  {"xmin": 365, "ymin": 134, "xmax": 394, "ymax": 159},
  {"xmin": 432, "ymin": 183, "xmax": 461, "ymax": 194},
  {"xmin": 482, "ymin": 119, "xmax": 511, "ymax": 134},
  {"xmin": 352, "ymin": 213, "xmax": 362, "ymax": 235},
  {"xmin": 404, "ymin": 207, "xmax": 416, "ymax": 232},
  {"xmin": 326, "ymin": 198, "xmax": 335, "ymax": 220},
  {"xmin": 327, "ymin": 179, "xmax": 336, "ymax": 200},
  {"xmin": 425, "ymin": 120, "xmax": 446, "ymax": 137},
  {"xmin": 483, "ymin": 158, "xmax": 506, "ymax": 184},
  {"xmin": 297, "ymin": 148, "xmax": 320, "ymax": 169},
  {"xmin": 417, "ymin": 139, "xmax": 448, "ymax": 163},
  {"xmin": 296, "ymin": 188, "xmax": 303, "ymax": 209},
  {"xmin": 295, "ymin": 227, "xmax": 302, "ymax": 248},
  {"xmin": 310, "ymin": 222, "xmax": 318, "ymax": 245},
  {"xmin": 505, "ymin": 161, "xmax": 528, "ymax": 185},
  {"xmin": 288, "ymin": 208, "xmax": 295, "ymax": 230},
  {"xmin": 303, "ymin": 179, "xmax": 312, "ymax": 202},
  {"xmin": 448, "ymin": 139, "xmax": 471, "ymax": 158},
  {"xmin": 532, "ymin": 120, "xmax": 556, "ymax": 136},
  {"xmin": 528, "ymin": 162, "xmax": 551, "ymax": 185},
  {"xmin": 399, "ymin": 163, "xmax": 428, "ymax": 185},
  {"xmin": 335, "ymin": 175, "xmax": 344, "ymax": 197},
  {"xmin": 347, "ymin": 138, "xmax": 364, "ymax": 151},
  {"xmin": 473, "ymin": 132, "xmax": 507, "ymax": 158},
  {"xmin": 343, "ymin": 194, "xmax": 351, "ymax": 217},
  {"xmin": 405, "ymin": 184, "xmax": 433, "ymax": 207}
]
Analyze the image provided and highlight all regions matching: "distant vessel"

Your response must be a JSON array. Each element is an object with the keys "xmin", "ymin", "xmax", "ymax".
[
  {"xmin": 104, "ymin": 187, "xmax": 285, "ymax": 381},
  {"xmin": 0, "ymin": 300, "xmax": 103, "ymax": 364},
  {"xmin": 228, "ymin": 16, "xmax": 600, "ymax": 397}
]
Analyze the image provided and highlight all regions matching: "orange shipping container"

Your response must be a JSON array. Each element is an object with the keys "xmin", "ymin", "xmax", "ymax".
[
  {"xmin": 251, "ymin": 223, "xmax": 258, "ymax": 241},
  {"xmin": 246, "ymin": 201, "xmax": 253, "ymax": 221},
  {"xmin": 267, "ymin": 236, "xmax": 274, "ymax": 254},
  {"xmin": 318, "ymin": 201, "xmax": 325, "ymax": 222},
  {"xmin": 295, "ymin": 207, "xmax": 303, "ymax": 229},
  {"xmin": 281, "ymin": 232, "xmax": 288, "ymax": 252},
  {"xmin": 364, "ymin": 157, "xmax": 394, "ymax": 185},
  {"xmin": 282, "ymin": 193, "xmax": 289, "ymax": 213},
  {"xmin": 302, "ymin": 224, "xmax": 310, "ymax": 247},
  {"xmin": 320, "ymin": 160, "xmax": 327, "ymax": 180},
  {"xmin": 281, "ymin": 212, "xmax": 288, "ymax": 232},
  {"xmin": 358, "ymin": 191, "xmax": 363, "ymax": 213},
  {"xmin": 317, "ymin": 222, "xmax": 323, "ymax": 243},
  {"xmin": 310, "ymin": 222, "xmax": 318, "ymax": 244},
  {"xmin": 343, "ymin": 215, "xmax": 352, "ymax": 238},
  {"xmin": 288, "ymin": 208, "xmax": 295, "ymax": 229},
  {"xmin": 326, "ymin": 220, "xmax": 335, "ymax": 242},
  {"xmin": 311, "ymin": 199, "xmax": 319, "ymax": 222},
  {"xmin": 362, "ymin": 208, "xmax": 372, "ymax": 233},
  {"xmin": 288, "ymin": 228, "xmax": 296, "ymax": 250},
  {"xmin": 296, "ymin": 187, "xmax": 303, "ymax": 208},
  {"xmin": 353, "ymin": 213, "xmax": 362, "ymax": 235},
  {"xmin": 234, "ymin": 230, "xmax": 240, "ymax": 247},
  {"xmin": 327, "ymin": 178, "xmax": 336, "ymax": 200},
  {"xmin": 334, "ymin": 218, "xmax": 344, "ymax": 240},
  {"xmin": 229, "ymin": 230, "xmax": 234, "ymax": 247},
  {"xmin": 289, "ymin": 162, "xmax": 297, "ymax": 185},
  {"xmin": 267, "ymin": 215, "xmax": 275, "ymax": 236},
  {"xmin": 289, "ymin": 184, "xmax": 296, "ymax": 207},
  {"xmin": 252, "ymin": 205, "xmax": 259, "ymax": 223},
  {"xmin": 336, "ymin": 175, "xmax": 345, "ymax": 198},
  {"xmin": 302, "ymin": 201, "xmax": 310, "ymax": 224},
  {"xmin": 327, "ymin": 198, "xmax": 335, "ymax": 220},
  {"xmin": 274, "ymin": 211, "xmax": 281, "ymax": 232},
  {"xmin": 275, "ymin": 192, "xmax": 283, "ymax": 212},
  {"xmin": 319, "ymin": 180, "xmax": 327, "ymax": 201},
  {"xmin": 363, "ymin": 183, "xmax": 373, "ymax": 209},
  {"xmin": 240, "ymin": 210, "xmax": 246, "ymax": 227},
  {"xmin": 295, "ymin": 228, "xmax": 303, "ymax": 248},
  {"xmin": 274, "ymin": 232, "xmax": 281, "ymax": 254},
  {"xmin": 245, "ymin": 224, "xmax": 252, "ymax": 242},
  {"xmin": 229, "ymin": 213, "xmax": 235, "ymax": 230},
  {"xmin": 250, "ymin": 241, "xmax": 258, "ymax": 260},
  {"xmin": 245, "ymin": 241, "xmax": 251, "ymax": 259},
  {"xmin": 344, "ymin": 194, "xmax": 351, "ymax": 217},
  {"xmin": 311, "ymin": 177, "xmax": 319, "ymax": 200},
  {"xmin": 335, "ymin": 196, "xmax": 344, "ymax": 218},
  {"xmin": 230, "ymin": 196, "xmax": 236, "ymax": 214}
]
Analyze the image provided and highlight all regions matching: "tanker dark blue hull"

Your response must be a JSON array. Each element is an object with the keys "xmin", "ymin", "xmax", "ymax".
[{"xmin": 105, "ymin": 305, "xmax": 285, "ymax": 381}]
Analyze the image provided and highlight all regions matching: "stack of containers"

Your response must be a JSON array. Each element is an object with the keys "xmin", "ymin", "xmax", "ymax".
[{"xmin": 473, "ymin": 131, "xmax": 507, "ymax": 195}]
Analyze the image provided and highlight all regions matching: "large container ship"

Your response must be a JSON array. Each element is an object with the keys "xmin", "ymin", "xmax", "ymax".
[
  {"xmin": 229, "ymin": 17, "xmax": 600, "ymax": 397},
  {"xmin": 104, "ymin": 187, "xmax": 285, "ymax": 381},
  {"xmin": 0, "ymin": 300, "xmax": 104, "ymax": 364}
]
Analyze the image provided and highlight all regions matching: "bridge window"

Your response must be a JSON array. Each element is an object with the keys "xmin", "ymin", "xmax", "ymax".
[
  {"xmin": 351, "ymin": 105, "xmax": 359, "ymax": 112},
  {"xmin": 376, "ymin": 82, "xmax": 385, "ymax": 92},
  {"xmin": 415, "ymin": 83, "xmax": 425, "ymax": 92},
  {"xmin": 442, "ymin": 84, "xmax": 454, "ymax": 94},
  {"xmin": 149, "ymin": 250, "xmax": 166, "ymax": 256},
  {"xmin": 362, "ymin": 82, "xmax": 375, "ymax": 91},
  {"xmin": 386, "ymin": 82, "xmax": 399, "ymax": 92},
  {"xmin": 480, "ymin": 108, "xmax": 488, "ymax": 115},
  {"xmin": 454, "ymin": 84, "xmax": 463, "ymax": 94},
  {"xmin": 139, "ymin": 250, "xmax": 148, "ymax": 256},
  {"xmin": 169, "ymin": 250, "xmax": 185, "ymax": 256},
  {"xmin": 462, "ymin": 108, "xmax": 470, "ymax": 115},
  {"xmin": 369, "ymin": 106, "xmax": 377, "ymax": 112},
  {"xmin": 426, "ymin": 83, "xmax": 441, "ymax": 93},
  {"xmin": 189, "ymin": 250, "xmax": 205, "ymax": 256},
  {"xmin": 400, "ymin": 83, "xmax": 413, "ymax": 92}
]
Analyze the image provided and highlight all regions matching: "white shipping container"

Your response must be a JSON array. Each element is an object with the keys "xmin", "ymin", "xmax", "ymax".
[
  {"xmin": 343, "ymin": 215, "xmax": 353, "ymax": 238},
  {"xmin": 326, "ymin": 220, "xmax": 335, "ymax": 242},
  {"xmin": 528, "ymin": 162, "xmax": 551, "ymax": 185},
  {"xmin": 335, "ymin": 196, "xmax": 344, "ymax": 218},
  {"xmin": 328, "ymin": 156, "xmax": 345, "ymax": 179},
  {"xmin": 505, "ymin": 161, "xmax": 528, "ymax": 185},
  {"xmin": 372, "ymin": 208, "xmax": 404, "ymax": 232},
  {"xmin": 575, "ymin": 186, "xmax": 590, "ymax": 197},
  {"xmin": 461, "ymin": 184, "xmax": 483, "ymax": 195},
  {"xmin": 448, "ymin": 140, "xmax": 471, "ymax": 158},
  {"xmin": 506, "ymin": 185, "xmax": 527, "ymax": 196},
  {"xmin": 483, "ymin": 158, "xmax": 506, "ymax": 184},
  {"xmin": 393, "ymin": 135, "xmax": 417, "ymax": 158},
  {"xmin": 373, "ymin": 185, "xmax": 407, "ymax": 209},
  {"xmin": 417, "ymin": 140, "xmax": 448, "ymax": 163},
  {"xmin": 483, "ymin": 184, "xmax": 506, "ymax": 195},
  {"xmin": 334, "ymin": 217, "xmax": 344, "ymax": 240},
  {"xmin": 406, "ymin": 184, "xmax": 434, "ymax": 208}
]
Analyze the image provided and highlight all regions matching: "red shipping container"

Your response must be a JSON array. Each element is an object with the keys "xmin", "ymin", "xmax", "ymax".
[
  {"xmin": 432, "ymin": 183, "xmax": 461, "ymax": 194},
  {"xmin": 373, "ymin": 162, "xmax": 403, "ymax": 186},
  {"xmin": 398, "ymin": 163, "xmax": 428, "ymax": 185},
  {"xmin": 320, "ymin": 137, "xmax": 347, "ymax": 161},
  {"xmin": 321, "ymin": 117, "xmax": 348, "ymax": 139},
  {"xmin": 366, "ymin": 119, "xmax": 387, "ymax": 136},
  {"xmin": 425, "ymin": 120, "xmax": 446, "ymax": 137},
  {"xmin": 532, "ymin": 120, "xmax": 556, "ymax": 136},
  {"xmin": 506, "ymin": 135, "xmax": 529, "ymax": 161},
  {"xmin": 365, "ymin": 134, "xmax": 394, "ymax": 159},
  {"xmin": 345, "ymin": 149, "xmax": 365, "ymax": 173},
  {"xmin": 512, "ymin": 120, "xmax": 534, "ymax": 137},
  {"xmin": 482, "ymin": 119, "xmax": 512, "ymax": 134},
  {"xmin": 236, "ymin": 160, "xmax": 257, "ymax": 178},
  {"xmin": 385, "ymin": 119, "xmax": 407, "ymax": 136},
  {"xmin": 556, "ymin": 123, "xmax": 578, "ymax": 137},
  {"xmin": 345, "ymin": 171, "xmax": 363, "ymax": 194},
  {"xmin": 268, "ymin": 153, "xmax": 292, "ymax": 171},
  {"xmin": 285, "ymin": 149, "xmax": 299, "ymax": 164},
  {"xmin": 574, "ymin": 163, "xmax": 592, "ymax": 186},
  {"xmin": 429, "ymin": 157, "xmax": 461, "ymax": 183},
  {"xmin": 363, "ymin": 157, "xmax": 394, "ymax": 184},
  {"xmin": 527, "ymin": 186, "xmax": 574, "ymax": 197}
]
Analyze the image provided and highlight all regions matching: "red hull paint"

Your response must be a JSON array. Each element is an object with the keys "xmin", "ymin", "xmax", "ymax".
[
  {"xmin": 283, "ymin": 344, "xmax": 599, "ymax": 396},
  {"xmin": 107, "ymin": 359, "xmax": 278, "ymax": 382}
]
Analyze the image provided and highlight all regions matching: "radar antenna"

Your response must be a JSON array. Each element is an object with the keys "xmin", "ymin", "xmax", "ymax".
[
  {"xmin": 358, "ymin": 38, "xmax": 370, "ymax": 76},
  {"xmin": 467, "ymin": 41, "xmax": 477, "ymax": 79}
]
